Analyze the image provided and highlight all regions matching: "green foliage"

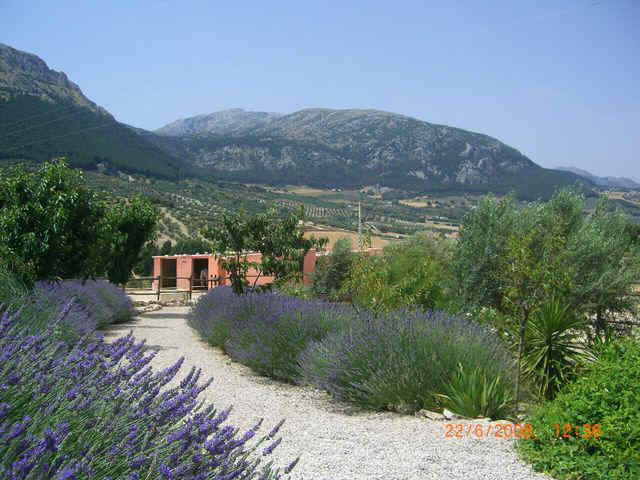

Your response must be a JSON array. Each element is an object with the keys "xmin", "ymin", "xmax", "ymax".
[
  {"xmin": 104, "ymin": 196, "xmax": 158, "ymax": 285},
  {"xmin": 203, "ymin": 207, "xmax": 322, "ymax": 295},
  {"xmin": 518, "ymin": 339, "xmax": 640, "ymax": 479},
  {"xmin": 0, "ymin": 159, "xmax": 159, "ymax": 286},
  {"xmin": 519, "ymin": 298, "xmax": 591, "ymax": 400},
  {"xmin": 343, "ymin": 232, "xmax": 454, "ymax": 313},
  {"xmin": 0, "ymin": 159, "xmax": 106, "ymax": 286},
  {"xmin": 563, "ymin": 198, "xmax": 640, "ymax": 339},
  {"xmin": 310, "ymin": 237, "xmax": 353, "ymax": 299},
  {"xmin": 454, "ymin": 194, "xmax": 518, "ymax": 309},
  {"xmin": 436, "ymin": 364, "xmax": 515, "ymax": 420},
  {"xmin": 454, "ymin": 188, "xmax": 640, "ymax": 405}
]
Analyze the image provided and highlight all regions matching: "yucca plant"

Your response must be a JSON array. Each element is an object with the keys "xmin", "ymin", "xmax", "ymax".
[
  {"xmin": 436, "ymin": 363, "xmax": 515, "ymax": 420},
  {"xmin": 521, "ymin": 297, "xmax": 591, "ymax": 400}
]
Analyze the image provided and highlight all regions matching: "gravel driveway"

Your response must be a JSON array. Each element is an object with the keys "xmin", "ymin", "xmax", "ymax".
[{"xmin": 104, "ymin": 306, "xmax": 551, "ymax": 480}]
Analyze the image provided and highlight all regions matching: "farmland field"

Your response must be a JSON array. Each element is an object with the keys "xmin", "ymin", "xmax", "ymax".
[{"xmin": 304, "ymin": 228, "xmax": 393, "ymax": 250}]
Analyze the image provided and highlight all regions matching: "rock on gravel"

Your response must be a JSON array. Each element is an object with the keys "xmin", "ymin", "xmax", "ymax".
[{"xmin": 103, "ymin": 306, "xmax": 552, "ymax": 480}]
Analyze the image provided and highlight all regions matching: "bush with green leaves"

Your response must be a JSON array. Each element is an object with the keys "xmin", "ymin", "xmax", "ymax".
[
  {"xmin": 0, "ymin": 159, "xmax": 158, "ymax": 286},
  {"xmin": 342, "ymin": 232, "xmax": 454, "ymax": 313},
  {"xmin": 520, "ymin": 298, "xmax": 592, "ymax": 400},
  {"xmin": 518, "ymin": 338, "xmax": 640, "ymax": 479},
  {"xmin": 436, "ymin": 363, "xmax": 515, "ymax": 420},
  {"xmin": 310, "ymin": 236, "xmax": 353, "ymax": 300},
  {"xmin": 454, "ymin": 189, "xmax": 640, "ymax": 406}
]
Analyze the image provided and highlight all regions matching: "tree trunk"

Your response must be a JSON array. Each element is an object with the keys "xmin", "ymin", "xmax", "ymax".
[
  {"xmin": 515, "ymin": 309, "xmax": 529, "ymax": 411},
  {"xmin": 595, "ymin": 309, "xmax": 604, "ymax": 340}
]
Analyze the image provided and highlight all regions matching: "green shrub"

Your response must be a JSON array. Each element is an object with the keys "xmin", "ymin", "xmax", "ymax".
[
  {"xmin": 518, "ymin": 338, "xmax": 640, "ymax": 479},
  {"xmin": 311, "ymin": 237, "xmax": 353, "ymax": 299},
  {"xmin": 436, "ymin": 363, "xmax": 515, "ymax": 420},
  {"xmin": 521, "ymin": 298, "xmax": 591, "ymax": 400},
  {"xmin": 342, "ymin": 233, "xmax": 455, "ymax": 313}
]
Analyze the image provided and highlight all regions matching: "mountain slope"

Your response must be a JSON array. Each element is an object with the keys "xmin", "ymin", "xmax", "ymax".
[
  {"xmin": 0, "ymin": 43, "xmax": 183, "ymax": 178},
  {"xmin": 155, "ymin": 108, "xmax": 282, "ymax": 136},
  {"xmin": 556, "ymin": 166, "xmax": 640, "ymax": 189},
  {"xmin": 154, "ymin": 108, "xmax": 592, "ymax": 199}
]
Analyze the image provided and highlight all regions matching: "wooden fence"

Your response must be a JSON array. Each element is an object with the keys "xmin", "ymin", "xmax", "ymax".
[
  {"xmin": 124, "ymin": 274, "xmax": 266, "ymax": 301},
  {"xmin": 125, "ymin": 275, "xmax": 222, "ymax": 301}
]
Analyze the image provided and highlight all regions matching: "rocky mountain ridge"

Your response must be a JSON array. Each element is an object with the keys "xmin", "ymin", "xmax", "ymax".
[
  {"xmin": 0, "ymin": 43, "xmax": 109, "ymax": 116},
  {"xmin": 1, "ymin": 42, "xmax": 593, "ymax": 199},
  {"xmin": 151, "ymin": 107, "xmax": 580, "ymax": 198},
  {"xmin": 155, "ymin": 108, "xmax": 282, "ymax": 136}
]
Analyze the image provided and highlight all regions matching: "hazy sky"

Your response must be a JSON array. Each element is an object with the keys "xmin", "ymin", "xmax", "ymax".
[{"xmin": 2, "ymin": 0, "xmax": 638, "ymax": 179}]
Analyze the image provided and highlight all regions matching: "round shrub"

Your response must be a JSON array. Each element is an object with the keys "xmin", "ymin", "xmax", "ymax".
[
  {"xmin": 299, "ymin": 309, "xmax": 514, "ymax": 416},
  {"xmin": 518, "ymin": 338, "xmax": 640, "ymax": 479},
  {"xmin": 188, "ymin": 287, "xmax": 352, "ymax": 383}
]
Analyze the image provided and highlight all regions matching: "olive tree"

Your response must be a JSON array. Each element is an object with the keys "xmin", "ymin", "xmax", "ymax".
[{"xmin": 455, "ymin": 188, "xmax": 640, "ymax": 405}]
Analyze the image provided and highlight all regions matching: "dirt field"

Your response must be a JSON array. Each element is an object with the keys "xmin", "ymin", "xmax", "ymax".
[{"xmin": 304, "ymin": 229, "xmax": 394, "ymax": 250}]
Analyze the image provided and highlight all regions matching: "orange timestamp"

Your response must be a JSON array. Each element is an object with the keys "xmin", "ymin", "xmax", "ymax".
[{"xmin": 444, "ymin": 422, "xmax": 602, "ymax": 440}]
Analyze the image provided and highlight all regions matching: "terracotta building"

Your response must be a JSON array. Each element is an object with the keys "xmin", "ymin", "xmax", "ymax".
[{"xmin": 152, "ymin": 250, "xmax": 317, "ymax": 291}]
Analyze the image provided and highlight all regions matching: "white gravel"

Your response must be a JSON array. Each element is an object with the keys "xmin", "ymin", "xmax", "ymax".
[{"xmin": 103, "ymin": 306, "xmax": 552, "ymax": 480}]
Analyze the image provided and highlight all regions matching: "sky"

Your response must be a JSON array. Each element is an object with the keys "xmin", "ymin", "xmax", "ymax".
[{"xmin": 2, "ymin": 0, "xmax": 639, "ymax": 180}]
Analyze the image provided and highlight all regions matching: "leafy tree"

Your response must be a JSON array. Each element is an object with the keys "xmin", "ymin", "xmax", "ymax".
[
  {"xmin": 0, "ymin": 159, "xmax": 106, "ymax": 286},
  {"xmin": 0, "ymin": 158, "xmax": 159, "ymax": 286},
  {"xmin": 500, "ymin": 198, "xmax": 576, "ymax": 406},
  {"xmin": 104, "ymin": 196, "xmax": 159, "ymax": 286},
  {"xmin": 453, "ymin": 194, "xmax": 518, "ymax": 310},
  {"xmin": 456, "ymin": 188, "xmax": 640, "ymax": 405},
  {"xmin": 343, "ymin": 232, "xmax": 453, "ymax": 313},
  {"xmin": 133, "ymin": 241, "xmax": 160, "ymax": 276},
  {"xmin": 563, "ymin": 198, "xmax": 640, "ymax": 339},
  {"xmin": 160, "ymin": 239, "xmax": 173, "ymax": 256},
  {"xmin": 203, "ymin": 207, "xmax": 322, "ymax": 295}
]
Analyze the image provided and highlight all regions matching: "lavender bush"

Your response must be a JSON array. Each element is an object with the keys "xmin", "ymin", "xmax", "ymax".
[
  {"xmin": 299, "ymin": 309, "xmax": 516, "ymax": 416},
  {"xmin": 0, "ymin": 302, "xmax": 297, "ymax": 479},
  {"xmin": 34, "ymin": 279, "xmax": 133, "ymax": 334},
  {"xmin": 189, "ymin": 288, "xmax": 515, "ymax": 418},
  {"xmin": 188, "ymin": 287, "xmax": 352, "ymax": 383}
]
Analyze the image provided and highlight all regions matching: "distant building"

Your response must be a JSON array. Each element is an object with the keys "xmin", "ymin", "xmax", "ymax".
[{"xmin": 152, "ymin": 250, "xmax": 317, "ymax": 291}]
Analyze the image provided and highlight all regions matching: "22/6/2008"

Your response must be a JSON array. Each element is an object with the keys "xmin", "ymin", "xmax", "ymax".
[{"xmin": 444, "ymin": 423, "xmax": 602, "ymax": 439}]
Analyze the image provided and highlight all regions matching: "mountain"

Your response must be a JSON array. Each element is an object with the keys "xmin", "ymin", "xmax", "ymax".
[
  {"xmin": 152, "ymin": 108, "xmax": 592, "ymax": 199},
  {"xmin": 0, "ymin": 43, "xmax": 592, "ymax": 199},
  {"xmin": 556, "ymin": 166, "xmax": 640, "ymax": 190},
  {"xmin": 0, "ymin": 43, "xmax": 183, "ymax": 179},
  {"xmin": 155, "ymin": 108, "xmax": 282, "ymax": 136}
]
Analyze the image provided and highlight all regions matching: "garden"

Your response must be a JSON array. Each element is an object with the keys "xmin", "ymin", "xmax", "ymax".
[
  {"xmin": 1, "ymin": 161, "xmax": 639, "ymax": 479},
  {"xmin": 188, "ymin": 188, "xmax": 640, "ymax": 480}
]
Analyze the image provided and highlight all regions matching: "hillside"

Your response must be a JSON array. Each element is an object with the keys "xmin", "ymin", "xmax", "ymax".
[
  {"xmin": 153, "ymin": 108, "xmax": 593, "ymax": 200},
  {"xmin": 155, "ymin": 108, "xmax": 282, "ymax": 136},
  {"xmin": 556, "ymin": 166, "xmax": 640, "ymax": 189},
  {"xmin": 1, "ymin": 42, "xmax": 593, "ymax": 199},
  {"xmin": 0, "ymin": 43, "xmax": 183, "ymax": 179}
]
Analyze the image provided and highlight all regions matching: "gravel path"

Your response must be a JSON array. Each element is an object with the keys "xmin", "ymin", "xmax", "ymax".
[{"xmin": 104, "ymin": 306, "xmax": 551, "ymax": 480}]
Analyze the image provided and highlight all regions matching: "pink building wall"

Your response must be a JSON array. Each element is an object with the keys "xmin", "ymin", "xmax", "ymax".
[{"xmin": 152, "ymin": 250, "xmax": 317, "ymax": 291}]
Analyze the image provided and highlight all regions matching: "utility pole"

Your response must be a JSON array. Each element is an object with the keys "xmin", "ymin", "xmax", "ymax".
[{"xmin": 358, "ymin": 201, "xmax": 362, "ymax": 236}]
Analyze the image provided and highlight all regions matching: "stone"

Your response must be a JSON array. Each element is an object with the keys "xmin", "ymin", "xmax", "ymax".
[{"xmin": 416, "ymin": 409, "xmax": 445, "ymax": 421}]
